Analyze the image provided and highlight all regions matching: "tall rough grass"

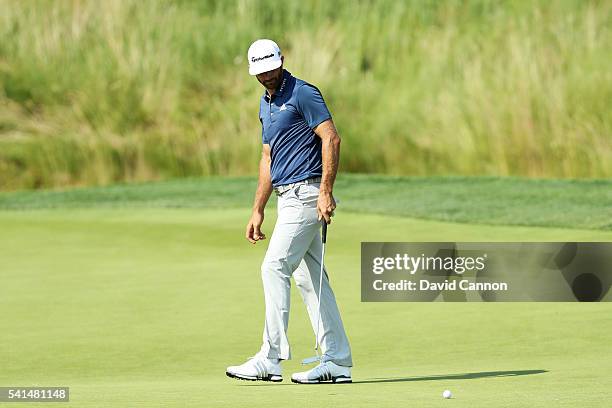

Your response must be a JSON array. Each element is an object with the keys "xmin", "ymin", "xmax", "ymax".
[{"xmin": 0, "ymin": 0, "xmax": 610, "ymax": 190}]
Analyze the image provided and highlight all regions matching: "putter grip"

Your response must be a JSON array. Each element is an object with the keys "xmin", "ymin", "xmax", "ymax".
[{"xmin": 321, "ymin": 220, "xmax": 327, "ymax": 243}]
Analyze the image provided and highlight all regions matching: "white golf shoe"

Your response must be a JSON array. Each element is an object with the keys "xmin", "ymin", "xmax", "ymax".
[
  {"xmin": 226, "ymin": 355, "xmax": 282, "ymax": 382},
  {"xmin": 291, "ymin": 361, "xmax": 352, "ymax": 384}
]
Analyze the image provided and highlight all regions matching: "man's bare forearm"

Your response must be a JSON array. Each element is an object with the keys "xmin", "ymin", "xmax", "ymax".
[
  {"xmin": 318, "ymin": 121, "xmax": 341, "ymax": 194},
  {"xmin": 253, "ymin": 153, "xmax": 273, "ymax": 213}
]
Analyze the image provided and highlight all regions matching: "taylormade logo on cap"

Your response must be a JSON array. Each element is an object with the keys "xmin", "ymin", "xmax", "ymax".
[
  {"xmin": 251, "ymin": 53, "xmax": 275, "ymax": 63},
  {"xmin": 248, "ymin": 39, "xmax": 282, "ymax": 76}
]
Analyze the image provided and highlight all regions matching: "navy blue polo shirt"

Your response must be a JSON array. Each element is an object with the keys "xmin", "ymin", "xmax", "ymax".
[{"xmin": 259, "ymin": 70, "xmax": 331, "ymax": 187}]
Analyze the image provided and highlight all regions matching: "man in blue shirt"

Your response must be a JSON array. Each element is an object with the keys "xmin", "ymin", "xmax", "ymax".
[{"xmin": 226, "ymin": 39, "xmax": 353, "ymax": 384}]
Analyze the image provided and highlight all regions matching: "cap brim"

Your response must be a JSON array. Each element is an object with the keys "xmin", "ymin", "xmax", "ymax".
[{"xmin": 249, "ymin": 59, "xmax": 282, "ymax": 75}]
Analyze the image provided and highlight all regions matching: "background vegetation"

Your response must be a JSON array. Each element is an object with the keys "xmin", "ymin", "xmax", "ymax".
[{"xmin": 1, "ymin": 0, "xmax": 610, "ymax": 190}]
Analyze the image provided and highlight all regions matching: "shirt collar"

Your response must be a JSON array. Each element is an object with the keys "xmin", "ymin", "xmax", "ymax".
[{"xmin": 264, "ymin": 70, "xmax": 291, "ymax": 101}]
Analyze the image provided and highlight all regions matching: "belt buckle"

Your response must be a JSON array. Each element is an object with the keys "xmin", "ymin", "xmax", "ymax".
[{"xmin": 275, "ymin": 178, "xmax": 317, "ymax": 197}]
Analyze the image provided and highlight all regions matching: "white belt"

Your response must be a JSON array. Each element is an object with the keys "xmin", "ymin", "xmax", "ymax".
[{"xmin": 274, "ymin": 177, "xmax": 321, "ymax": 196}]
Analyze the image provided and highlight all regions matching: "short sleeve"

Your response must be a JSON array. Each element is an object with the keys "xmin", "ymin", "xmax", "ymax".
[
  {"xmin": 297, "ymin": 84, "xmax": 332, "ymax": 129},
  {"xmin": 260, "ymin": 116, "xmax": 268, "ymax": 144}
]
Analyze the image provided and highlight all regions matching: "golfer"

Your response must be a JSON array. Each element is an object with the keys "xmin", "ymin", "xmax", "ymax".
[{"xmin": 226, "ymin": 39, "xmax": 353, "ymax": 384}]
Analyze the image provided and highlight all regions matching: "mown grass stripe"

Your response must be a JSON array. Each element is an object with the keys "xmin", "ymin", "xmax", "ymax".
[{"xmin": 0, "ymin": 175, "xmax": 610, "ymax": 231}]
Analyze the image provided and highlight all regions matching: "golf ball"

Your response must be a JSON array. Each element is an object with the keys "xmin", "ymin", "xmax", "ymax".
[{"xmin": 443, "ymin": 390, "xmax": 452, "ymax": 399}]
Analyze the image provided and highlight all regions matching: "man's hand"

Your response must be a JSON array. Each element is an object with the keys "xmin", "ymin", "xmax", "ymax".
[
  {"xmin": 248, "ymin": 144, "xmax": 272, "ymax": 244},
  {"xmin": 246, "ymin": 211, "xmax": 266, "ymax": 244},
  {"xmin": 317, "ymin": 191, "xmax": 336, "ymax": 224}
]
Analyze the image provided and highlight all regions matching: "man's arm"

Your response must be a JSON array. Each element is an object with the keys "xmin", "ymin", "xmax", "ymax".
[
  {"xmin": 314, "ymin": 119, "xmax": 340, "ymax": 224},
  {"xmin": 246, "ymin": 144, "xmax": 272, "ymax": 244}
]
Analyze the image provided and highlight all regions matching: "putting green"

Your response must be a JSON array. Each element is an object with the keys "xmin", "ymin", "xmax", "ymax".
[{"xmin": 0, "ymin": 209, "xmax": 610, "ymax": 407}]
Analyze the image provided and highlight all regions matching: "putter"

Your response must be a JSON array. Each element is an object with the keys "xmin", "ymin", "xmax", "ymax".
[{"xmin": 301, "ymin": 219, "xmax": 328, "ymax": 365}]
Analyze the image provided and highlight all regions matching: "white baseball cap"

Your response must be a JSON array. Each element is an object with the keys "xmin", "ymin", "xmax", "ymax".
[{"xmin": 247, "ymin": 39, "xmax": 282, "ymax": 75}]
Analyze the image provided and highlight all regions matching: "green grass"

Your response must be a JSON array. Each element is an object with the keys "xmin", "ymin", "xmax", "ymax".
[
  {"xmin": 1, "ymin": 175, "xmax": 611, "ymax": 230},
  {"xmin": 0, "ymin": 176, "xmax": 611, "ymax": 406},
  {"xmin": 0, "ymin": 208, "xmax": 610, "ymax": 408},
  {"xmin": 1, "ymin": 0, "xmax": 611, "ymax": 190}
]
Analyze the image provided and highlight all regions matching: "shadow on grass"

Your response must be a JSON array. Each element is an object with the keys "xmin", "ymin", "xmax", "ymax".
[
  {"xmin": 352, "ymin": 369, "xmax": 548, "ymax": 384},
  {"xmin": 237, "ymin": 369, "xmax": 548, "ymax": 386}
]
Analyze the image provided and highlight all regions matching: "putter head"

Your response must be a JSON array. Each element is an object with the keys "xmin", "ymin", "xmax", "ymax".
[{"xmin": 301, "ymin": 355, "xmax": 321, "ymax": 365}]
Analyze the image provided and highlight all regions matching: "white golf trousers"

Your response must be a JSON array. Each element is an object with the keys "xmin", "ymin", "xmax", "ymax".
[{"xmin": 259, "ymin": 181, "xmax": 353, "ymax": 367}]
